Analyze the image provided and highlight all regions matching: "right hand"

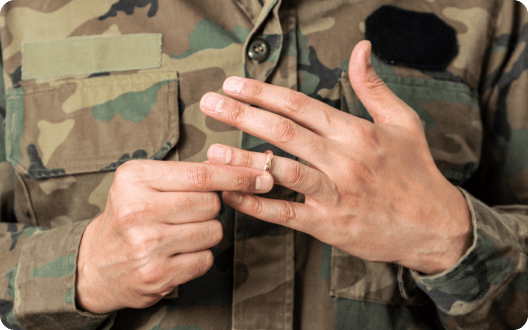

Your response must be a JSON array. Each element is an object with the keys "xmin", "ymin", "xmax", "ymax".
[{"xmin": 76, "ymin": 159, "xmax": 273, "ymax": 314}]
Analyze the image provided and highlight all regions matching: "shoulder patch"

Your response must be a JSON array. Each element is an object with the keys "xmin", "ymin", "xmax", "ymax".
[{"xmin": 365, "ymin": 5, "xmax": 458, "ymax": 71}]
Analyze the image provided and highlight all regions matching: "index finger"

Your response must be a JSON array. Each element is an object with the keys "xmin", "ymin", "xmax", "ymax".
[
  {"xmin": 115, "ymin": 160, "xmax": 274, "ymax": 193},
  {"xmin": 221, "ymin": 77, "xmax": 353, "ymax": 137}
]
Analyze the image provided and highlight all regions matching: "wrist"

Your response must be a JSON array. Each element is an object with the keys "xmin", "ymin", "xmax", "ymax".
[
  {"xmin": 407, "ymin": 184, "xmax": 473, "ymax": 275},
  {"xmin": 76, "ymin": 216, "xmax": 116, "ymax": 314}
]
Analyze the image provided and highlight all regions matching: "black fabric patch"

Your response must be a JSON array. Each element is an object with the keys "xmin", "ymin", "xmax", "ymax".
[{"xmin": 365, "ymin": 5, "xmax": 459, "ymax": 71}]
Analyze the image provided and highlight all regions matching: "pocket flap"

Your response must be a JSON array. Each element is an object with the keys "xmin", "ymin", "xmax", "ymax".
[{"xmin": 6, "ymin": 70, "xmax": 179, "ymax": 179}]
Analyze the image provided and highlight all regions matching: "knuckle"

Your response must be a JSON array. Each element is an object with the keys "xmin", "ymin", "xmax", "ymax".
[
  {"xmin": 357, "ymin": 124, "xmax": 379, "ymax": 145},
  {"xmin": 190, "ymin": 250, "xmax": 214, "ymax": 278},
  {"xmin": 187, "ymin": 225, "xmax": 205, "ymax": 246},
  {"xmin": 364, "ymin": 75, "xmax": 386, "ymax": 91},
  {"xmin": 234, "ymin": 175, "xmax": 254, "ymax": 191},
  {"xmin": 346, "ymin": 161, "xmax": 375, "ymax": 187},
  {"xmin": 273, "ymin": 119, "xmax": 299, "ymax": 143},
  {"xmin": 225, "ymin": 102, "xmax": 246, "ymax": 124},
  {"xmin": 125, "ymin": 229, "xmax": 161, "ymax": 257},
  {"xmin": 247, "ymin": 82, "xmax": 264, "ymax": 101},
  {"xmin": 149, "ymin": 279, "xmax": 174, "ymax": 298},
  {"xmin": 278, "ymin": 201, "xmax": 297, "ymax": 224},
  {"xmin": 187, "ymin": 167, "xmax": 214, "ymax": 190},
  {"xmin": 245, "ymin": 195, "xmax": 264, "ymax": 215},
  {"xmin": 210, "ymin": 220, "xmax": 224, "ymax": 246},
  {"xmin": 202, "ymin": 250, "xmax": 215, "ymax": 271},
  {"xmin": 283, "ymin": 92, "xmax": 309, "ymax": 115},
  {"xmin": 159, "ymin": 286, "xmax": 177, "ymax": 298},
  {"xmin": 206, "ymin": 192, "xmax": 222, "ymax": 217},
  {"xmin": 283, "ymin": 162, "xmax": 304, "ymax": 187},
  {"xmin": 113, "ymin": 200, "xmax": 150, "ymax": 227},
  {"xmin": 238, "ymin": 149, "xmax": 254, "ymax": 168},
  {"xmin": 176, "ymin": 193, "xmax": 196, "ymax": 213},
  {"xmin": 135, "ymin": 264, "xmax": 160, "ymax": 287},
  {"xmin": 191, "ymin": 192, "xmax": 221, "ymax": 218},
  {"xmin": 188, "ymin": 221, "xmax": 222, "ymax": 248},
  {"xmin": 114, "ymin": 160, "xmax": 149, "ymax": 186}
]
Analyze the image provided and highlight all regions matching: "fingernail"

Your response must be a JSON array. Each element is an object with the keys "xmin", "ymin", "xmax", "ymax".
[
  {"xmin": 201, "ymin": 93, "xmax": 224, "ymax": 113},
  {"xmin": 224, "ymin": 191, "xmax": 243, "ymax": 204},
  {"xmin": 255, "ymin": 174, "xmax": 273, "ymax": 192},
  {"xmin": 209, "ymin": 145, "xmax": 231, "ymax": 164},
  {"xmin": 223, "ymin": 77, "xmax": 244, "ymax": 94},
  {"xmin": 364, "ymin": 41, "xmax": 372, "ymax": 66}
]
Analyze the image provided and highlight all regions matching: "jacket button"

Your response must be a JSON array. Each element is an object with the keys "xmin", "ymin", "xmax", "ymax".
[{"xmin": 247, "ymin": 38, "xmax": 270, "ymax": 62}]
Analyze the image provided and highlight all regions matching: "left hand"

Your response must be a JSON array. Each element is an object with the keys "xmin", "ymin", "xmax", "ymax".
[{"xmin": 199, "ymin": 40, "xmax": 471, "ymax": 275}]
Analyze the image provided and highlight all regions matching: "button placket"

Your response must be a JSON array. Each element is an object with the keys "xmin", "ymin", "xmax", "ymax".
[
  {"xmin": 233, "ymin": 0, "xmax": 295, "ymax": 329},
  {"xmin": 242, "ymin": 0, "xmax": 282, "ymax": 81}
]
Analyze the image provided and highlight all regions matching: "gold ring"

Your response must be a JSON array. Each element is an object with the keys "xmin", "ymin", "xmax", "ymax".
[{"xmin": 263, "ymin": 150, "xmax": 274, "ymax": 171}]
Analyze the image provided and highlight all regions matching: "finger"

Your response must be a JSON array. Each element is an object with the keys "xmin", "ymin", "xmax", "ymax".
[
  {"xmin": 141, "ymin": 191, "xmax": 221, "ymax": 224},
  {"xmin": 200, "ymin": 93, "xmax": 329, "ymax": 168},
  {"xmin": 349, "ymin": 40, "xmax": 422, "ymax": 130},
  {"xmin": 208, "ymin": 144, "xmax": 337, "ymax": 204},
  {"xmin": 222, "ymin": 192, "xmax": 321, "ymax": 236},
  {"xmin": 169, "ymin": 250, "xmax": 214, "ymax": 287},
  {"xmin": 164, "ymin": 220, "xmax": 223, "ymax": 255},
  {"xmin": 221, "ymin": 76, "xmax": 351, "ymax": 137},
  {"xmin": 115, "ymin": 160, "xmax": 274, "ymax": 193}
]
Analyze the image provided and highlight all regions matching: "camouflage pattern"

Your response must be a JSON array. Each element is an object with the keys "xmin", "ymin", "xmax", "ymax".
[{"xmin": 0, "ymin": 0, "xmax": 527, "ymax": 329}]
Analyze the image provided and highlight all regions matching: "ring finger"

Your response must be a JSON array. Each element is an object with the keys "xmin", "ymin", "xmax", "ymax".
[{"xmin": 207, "ymin": 144, "xmax": 336, "ymax": 205}]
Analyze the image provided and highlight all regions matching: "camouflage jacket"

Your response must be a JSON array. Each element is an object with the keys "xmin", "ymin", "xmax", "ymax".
[{"xmin": 1, "ymin": 0, "xmax": 528, "ymax": 329}]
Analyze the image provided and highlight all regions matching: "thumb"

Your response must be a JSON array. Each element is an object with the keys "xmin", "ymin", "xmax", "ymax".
[{"xmin": 349, "ymin": 40, "xmax": 421, "ymax": 129}]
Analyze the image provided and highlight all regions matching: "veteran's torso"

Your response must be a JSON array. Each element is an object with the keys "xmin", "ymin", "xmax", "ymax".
[{"xmin": 0, "ymin": 0, "xmax": 503, "ymax": 328}]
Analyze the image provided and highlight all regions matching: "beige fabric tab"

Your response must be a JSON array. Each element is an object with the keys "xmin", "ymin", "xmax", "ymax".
[{"xmin": 22, "ymin": 33, "xmax": 162, "ymax": 80}]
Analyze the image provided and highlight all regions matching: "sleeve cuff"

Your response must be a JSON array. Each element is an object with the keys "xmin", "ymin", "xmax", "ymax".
[
  {"xmin": 14, "ymin": 220, "xmax": 115, "ymax": 329},
  {"xmin": 409, "ymin": 188, "xmax": 525, "ymax": 315}
]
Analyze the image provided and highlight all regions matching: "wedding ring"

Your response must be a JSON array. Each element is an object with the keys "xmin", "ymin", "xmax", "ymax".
[{"xmin": 263, "ymin": 150, "xmax": 274, "ymax": 171}]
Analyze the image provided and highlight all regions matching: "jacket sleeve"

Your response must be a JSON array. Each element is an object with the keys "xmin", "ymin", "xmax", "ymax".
[
  {"xmin": 0, "ymin": 54, "xmax": 114, "ymax": 330},
  {"xmin": 408, "ymin": 1, "xmax": 528, "ymax": 329}
]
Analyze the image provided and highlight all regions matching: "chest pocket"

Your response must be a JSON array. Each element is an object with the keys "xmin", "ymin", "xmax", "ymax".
[
  {"xmin": 340, "ymin": 69, "xmax": 482, "ymax": 186},
  {"xmin": 332, "ymin": 68, "xmax": 482, "ymax": 305},
  {"xmin": 5, "ymin": 70, "xmax": 179, "ymax": 227}
]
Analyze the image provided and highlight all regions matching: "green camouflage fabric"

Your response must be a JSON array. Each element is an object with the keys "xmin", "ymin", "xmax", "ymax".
[{"xmin": 0, "ymin": 0, "xmax": 527, "ymax": 329}]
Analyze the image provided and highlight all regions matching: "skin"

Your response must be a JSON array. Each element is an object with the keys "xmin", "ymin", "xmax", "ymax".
[
  {"xmin": 77, "ymin": 40, "xmax": 471, "ymax": 314},
  {"xmin": 201, "ymin": 40, "xmax": 472, "ymax": 275},
  {"xmin": 76, "ymin": 161, "xmax": 274, "ymax": 314}
]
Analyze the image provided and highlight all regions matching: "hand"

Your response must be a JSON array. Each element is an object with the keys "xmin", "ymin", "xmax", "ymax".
[
  {"xmin": 200, "ymin": 40, "xmax": 472, "ymax": 275},
  {"xmin": 76, "ymin": 160, "xmax": 273, "ymax": 314}
]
